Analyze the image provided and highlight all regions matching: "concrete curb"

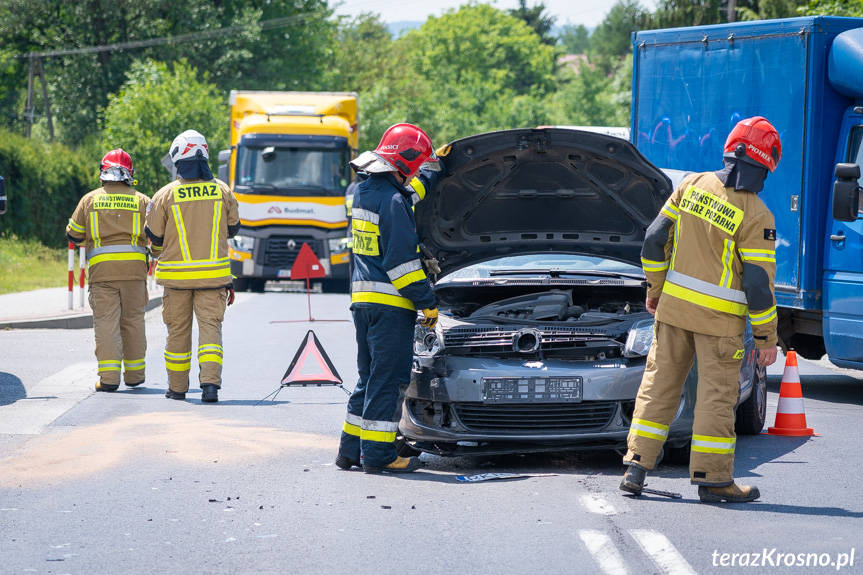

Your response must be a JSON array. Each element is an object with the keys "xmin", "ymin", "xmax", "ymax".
[{"xmin": 0, "ymin": 295, "xmax": 162, "ymax": 330}]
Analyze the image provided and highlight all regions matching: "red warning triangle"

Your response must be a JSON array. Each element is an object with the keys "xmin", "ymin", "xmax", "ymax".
[
  {"xmin": 281, "ymin": 330, "xmax": 343, "ymax": 386},
  {"xmin": 290, "ymin": 242, "xmax": 326, "ymax": 280}
]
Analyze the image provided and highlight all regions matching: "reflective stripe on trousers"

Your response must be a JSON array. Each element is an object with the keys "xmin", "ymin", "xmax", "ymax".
[{"xmin": 337, "ymin": 306, "xmax": 416, "ymax": 467}]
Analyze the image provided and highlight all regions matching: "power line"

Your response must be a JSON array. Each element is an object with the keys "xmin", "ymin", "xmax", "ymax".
[{"xmin": 14, "ymin": 11, "xmax": 320, "ymax": 59}]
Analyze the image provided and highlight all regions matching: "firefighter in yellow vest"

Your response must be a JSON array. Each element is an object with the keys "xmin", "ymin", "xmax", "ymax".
[
  {"xmin": 620, "ymin": 117, "xmax": 781, "ymax": 503},
  {"xmin": 66, "ymin": 149, "xmax": 150, "ymax": 391},
  {"xmin": 145, "ymin": 130, "xmax": 240, "ymax": 403}
]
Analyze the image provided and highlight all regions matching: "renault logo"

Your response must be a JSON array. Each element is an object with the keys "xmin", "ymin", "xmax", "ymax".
[{"xmin": 287, "ymin": 239, "xmax": 297, "ymax": 250}]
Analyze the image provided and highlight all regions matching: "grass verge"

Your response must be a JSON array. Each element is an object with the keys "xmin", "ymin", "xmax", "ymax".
[{"xmin": 0, "ymin": 237, "xmax": 69, "ymax": 294}]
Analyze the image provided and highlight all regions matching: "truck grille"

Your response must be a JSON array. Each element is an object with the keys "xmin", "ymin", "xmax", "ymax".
[
  {"xmin": 261, "ymin": 236, "xmax": 318, "ymax": 268},
  {"xmin": 454, "ymin": 401, "xmax": 617, "ymax": 433}
]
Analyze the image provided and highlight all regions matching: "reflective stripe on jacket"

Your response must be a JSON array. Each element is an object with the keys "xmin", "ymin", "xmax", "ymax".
[
  {"xmin": 65, "ymin": 183, "xmax": 150, "ymax": 283},
  {"xmin": 641, "ymin": 172, "xmax": 778, "ymax": 347},
  {"xmin": 350, "ymin": 170, "xmax": 440, "ymax": 312},
  {"xmin": 145, "ymin": 178, "xmax": 239, "ymax": 289}
]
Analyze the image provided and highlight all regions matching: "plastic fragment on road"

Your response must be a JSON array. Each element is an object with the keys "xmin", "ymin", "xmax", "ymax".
[{"xmin": 455, "ymin": 472, "xmax": 558, "ymax": 482}]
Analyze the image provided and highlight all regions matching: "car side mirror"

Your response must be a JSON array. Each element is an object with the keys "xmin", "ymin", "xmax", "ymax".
[
  {"xmin": 832, "ymin": 163, "xmax": 861, "ymax": 222},
  {"xmin": 0, "ymin": 175, "xmax": 6, "ymax": 215}
]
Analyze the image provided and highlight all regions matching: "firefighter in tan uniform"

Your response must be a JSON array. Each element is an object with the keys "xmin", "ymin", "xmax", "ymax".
[
  {"xmin": 620, "ymin": 117, "xmax": 782, "ymax": 503},
  {"xmin": 145, "ymin": 130, "xmax": 239, "ymax": 403},
  {"xmin": 66, "ymin": 149, "xmax": 150, "ymax": 391}
]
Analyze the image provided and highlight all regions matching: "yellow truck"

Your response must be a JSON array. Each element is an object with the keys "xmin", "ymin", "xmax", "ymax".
[{"xmin": 218, "ymin": 91, "xmax": 358, "ymax": 292}]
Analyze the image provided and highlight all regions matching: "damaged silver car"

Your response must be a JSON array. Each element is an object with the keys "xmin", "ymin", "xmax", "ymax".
[{"xmin": 400, "ymin": 128, "xmax": 766, "ymax": 458}]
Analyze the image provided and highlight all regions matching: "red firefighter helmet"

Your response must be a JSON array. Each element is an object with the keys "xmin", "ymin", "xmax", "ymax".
[
  {"xmin": 100, "ymin": 149, "xmax": 133, "ymax": 173},
  {"xmin": 723, "ymin": 116, "xmax": 782, "ymax": 172},
  {"xmin": 350, "ymin": 123, "xmax": 439, "ymax": 179}
]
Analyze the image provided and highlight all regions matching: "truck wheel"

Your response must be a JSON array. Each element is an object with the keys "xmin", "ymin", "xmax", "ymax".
[
  {"xmin": 232, "ymin": 277, "xmax": 249, "ymax": 292},
  {"xmin": 249, "ymin": 279, "xmax": 266, "ymax": 293},
  {"xmin": 735, "ymin": 364, "xmax": 767, "ymax": 435}
]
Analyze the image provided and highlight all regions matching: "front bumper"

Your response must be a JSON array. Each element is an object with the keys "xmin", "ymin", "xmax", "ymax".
[{"xmin": 401, "ymin": 354, "xmax": 696, "ymax": 455}]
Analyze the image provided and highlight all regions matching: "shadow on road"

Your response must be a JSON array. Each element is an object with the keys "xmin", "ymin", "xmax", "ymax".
[
  {"xmin": 621, "ymin": 494, "xmax": 863, "ymax": 518},
  {"xmin": 0, "ymin": 371, "xmax": 26, "ymax": 406},
  {"xmin": 767, "ymin": 374, "xmax": 863, "ymax": 407}
]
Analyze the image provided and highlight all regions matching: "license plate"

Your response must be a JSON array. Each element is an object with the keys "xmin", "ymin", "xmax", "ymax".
[
  {"xmin": 277, "ymin": 269, "xmax": 291, "ymax": 278},
  {"xmin": 482, "ymin": 377, "xmax": 583, "ymax": 403}
]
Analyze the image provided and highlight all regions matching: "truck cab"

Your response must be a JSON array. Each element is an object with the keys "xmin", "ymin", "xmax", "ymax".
[{"xmin": 220, "ymin": 91, "xmax": 358, "ymax": 292}]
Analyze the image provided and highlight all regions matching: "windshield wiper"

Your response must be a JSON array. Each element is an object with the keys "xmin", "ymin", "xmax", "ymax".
[
  {"xmin": 487, "ymin": 268, "xmax": 644, "ymax": 280},
  {"xmin": 250, "ymin": 183, "xmax": 277, "ymax": 191}
]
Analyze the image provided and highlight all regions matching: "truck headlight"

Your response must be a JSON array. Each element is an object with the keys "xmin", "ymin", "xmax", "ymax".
[
  {"xmin": 414, "ymin": 323, "xmax": 445, "ymax": 357},
  {"xmin": 624, "ymin": 319, "xmax": 655, "ymax": 357},
  {"xmin": 232, "ymin": 235, "xmax": 254, "ymax": 252},
  {"xmin": 328, "ymin": 237, "xmax": 350, "ymax": 253}
]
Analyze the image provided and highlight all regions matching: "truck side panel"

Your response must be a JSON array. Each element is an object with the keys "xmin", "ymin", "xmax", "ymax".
[{"xmin": 633, "ymin": 17, "xmax": 862, "ymax": 310}]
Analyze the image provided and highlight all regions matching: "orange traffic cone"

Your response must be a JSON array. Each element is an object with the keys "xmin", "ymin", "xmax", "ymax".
[{"xmin": 767, "ymin": 351, "xmax": 815, "ymax": 436}]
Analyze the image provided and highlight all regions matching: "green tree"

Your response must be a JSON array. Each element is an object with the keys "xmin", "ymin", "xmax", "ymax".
[
  {"xmin": 0, "ymin": 0, "xmax": 334, "ymax": 142},
  {"xmin": 369, "ymin": 4, "xmax": 557, "ymax": 146},
  {"xmin": 798, "ymin": 0, "xmax": 863, "ymax": 15},
  {"xmin": 559, "ymin": 23, "xmax": 591, "ymax": 54},
  {"xmin": 102, "ymin": 60, "xmax": 228, "ymax": 193},
  {"xmin": 549, "ymin": 54, "xmax": 631, "ymax": 127},
  {"xmin": 737, "ymin": 0, "xmax": 802, "ymax": 20},
  {"xmin": 324, "ymin": 13, "xmax": 393, "ymax": 94},
  {"xmin": 649, "ymin": 0, "xmax": 723, "ymax": 28},
  {"xmin": 508, "ymin": 0, "xmax": 558, "ymax": 46},
  {"xmin": 591, "ymin": 0, "xmax": 651, "ymax": 59}
]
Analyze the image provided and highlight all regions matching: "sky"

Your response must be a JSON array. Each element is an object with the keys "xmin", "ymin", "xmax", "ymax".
[{"xmin": 333, "ymin": 0, "xmax": 658, "ymax": 28}]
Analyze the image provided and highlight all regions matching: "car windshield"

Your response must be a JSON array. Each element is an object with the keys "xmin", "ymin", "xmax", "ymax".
[
  {"xmin": 235, "ymin": 146, "xmax": 351, "ymax": 196},
  {"xmin": 437, "ymin": 254, "xmax": 643, "ymax": 283}
]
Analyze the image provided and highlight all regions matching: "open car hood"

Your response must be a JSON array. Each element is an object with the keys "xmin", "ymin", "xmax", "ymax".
[{"xmin": 416, "ymin": 128, "xmax": 672, "ymax": 276}]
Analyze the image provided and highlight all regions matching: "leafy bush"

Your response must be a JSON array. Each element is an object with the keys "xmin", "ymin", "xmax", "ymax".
[
  {"xmin": 0, "ymin": 128, "xmax": 92, "ymax": 247},
  {"xmin": 102, "ymin": 60, "xmax": 228, "ymax": 194}
]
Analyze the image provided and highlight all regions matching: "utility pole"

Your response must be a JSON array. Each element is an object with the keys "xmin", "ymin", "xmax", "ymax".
[
  {"xmin": 727, "ymin": 0, "xmax": 737, "ymax": 23},
  {"xmin": 23, "ymin": 53, "xmax": 55, "ymax": 141},
  {"xmin": 25, "ymin": 54, "xmax": 35, "ymax": 138}
]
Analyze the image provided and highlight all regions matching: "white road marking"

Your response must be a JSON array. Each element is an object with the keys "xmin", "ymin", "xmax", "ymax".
[
  {"xmin": 580, "ymin": 494, "xmax": 618, "ymax": 515},
  {"xmin": 578, "ymin": 530, "xmax": 628, "ymax": 575},
  {"xmin": 0, "ymin": 362, "xmax": 95, "ymax": 435},
  {"xmin": 630, "ymin": 529, "xmax": 698, "ymax": 575}
]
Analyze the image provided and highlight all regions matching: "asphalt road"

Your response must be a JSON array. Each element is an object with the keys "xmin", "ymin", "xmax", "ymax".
[{"xmin": 1, "ymin": 291, "xmax": 862, "ymax": 575}]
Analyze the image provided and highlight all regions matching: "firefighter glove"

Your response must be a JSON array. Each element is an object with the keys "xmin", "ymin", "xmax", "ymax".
[
  {"xmin": 226, "ymin": 287, "xmax": 235, "ymax": 307},
  {"xmin": 420, "ymin": 307, "xmax": 438, "ymax": 329}
]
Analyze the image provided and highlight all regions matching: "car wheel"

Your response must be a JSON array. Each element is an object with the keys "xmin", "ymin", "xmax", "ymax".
[
  {"xmin": 320, "ymin": 278, "xmax": 349, "ymax": 294},
  {"xmin": 232, "ymin": 277, "xmax": 249, "ymax": 292},
  {"xmin": 395, "ymin": 432, "xmax": 422, "ymax": 458},
  {"xmin": 662, "ymin": 442, "xmax": 691, "ymax": 465},
  {"xmin": 735, "ymin": 364, "xmax": 767, "ymax": 435}
]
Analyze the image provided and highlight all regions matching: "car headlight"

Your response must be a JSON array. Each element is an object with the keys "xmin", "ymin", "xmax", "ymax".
[
  {"xmin": 328, "ymin": 237, "xmax": 350, "ymax": 253},
  {"xmin": 624, "ymin": 319, "xmax": 655, "ymax": 357},
  {"xmin": 414, "ymin": 323, "xmax": 445, "ymax": 357},
  {"xmin": 232, "ymin": 235, "xmax": 255, "ymax": 252}
]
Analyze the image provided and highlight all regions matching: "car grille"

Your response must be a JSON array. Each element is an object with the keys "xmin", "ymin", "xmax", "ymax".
[
  {"xmin": 454, "ymin": 401, "xmax": 618, "ymax": 433},
  {"xmin": 261, "ymin": 236, "xmax": 317, "ymax": 268},
  {"xmin": 443, "ymin": 326, "xmax": 611, "ymax": 352}
]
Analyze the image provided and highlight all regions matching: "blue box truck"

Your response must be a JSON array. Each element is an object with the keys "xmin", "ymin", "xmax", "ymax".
[{"xmin": 631, "ymin": 16, "xmax": 863, "ymax": 369}]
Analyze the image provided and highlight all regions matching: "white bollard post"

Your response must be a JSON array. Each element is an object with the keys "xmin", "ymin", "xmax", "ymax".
[
  {"xmin": 67, "ymin": 242, "xmax": 74, "ymax": 310},
  {"xmin": 79, "ymin": 245, "xmax": 86, "ymax": 308}
]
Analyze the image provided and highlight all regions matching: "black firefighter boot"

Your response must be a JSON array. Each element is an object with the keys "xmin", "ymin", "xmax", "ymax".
[
  {"xmin": 620, "ymin": 465, "xmax": 647, "ymax": 496},
  {"xmin": 201, "ymin": 384, "xmax": 219, "ymax": 403}
]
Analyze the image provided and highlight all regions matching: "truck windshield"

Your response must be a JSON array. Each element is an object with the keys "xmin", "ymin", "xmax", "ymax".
[{"xmin": 235, "ymin": 146, "xmax": 350, "ymax": 196}]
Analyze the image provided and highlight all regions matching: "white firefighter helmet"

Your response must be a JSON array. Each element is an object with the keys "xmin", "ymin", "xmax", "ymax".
[{"xmin": 169, "ymin": 130, "xmax": 210, "ymax": 164}]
